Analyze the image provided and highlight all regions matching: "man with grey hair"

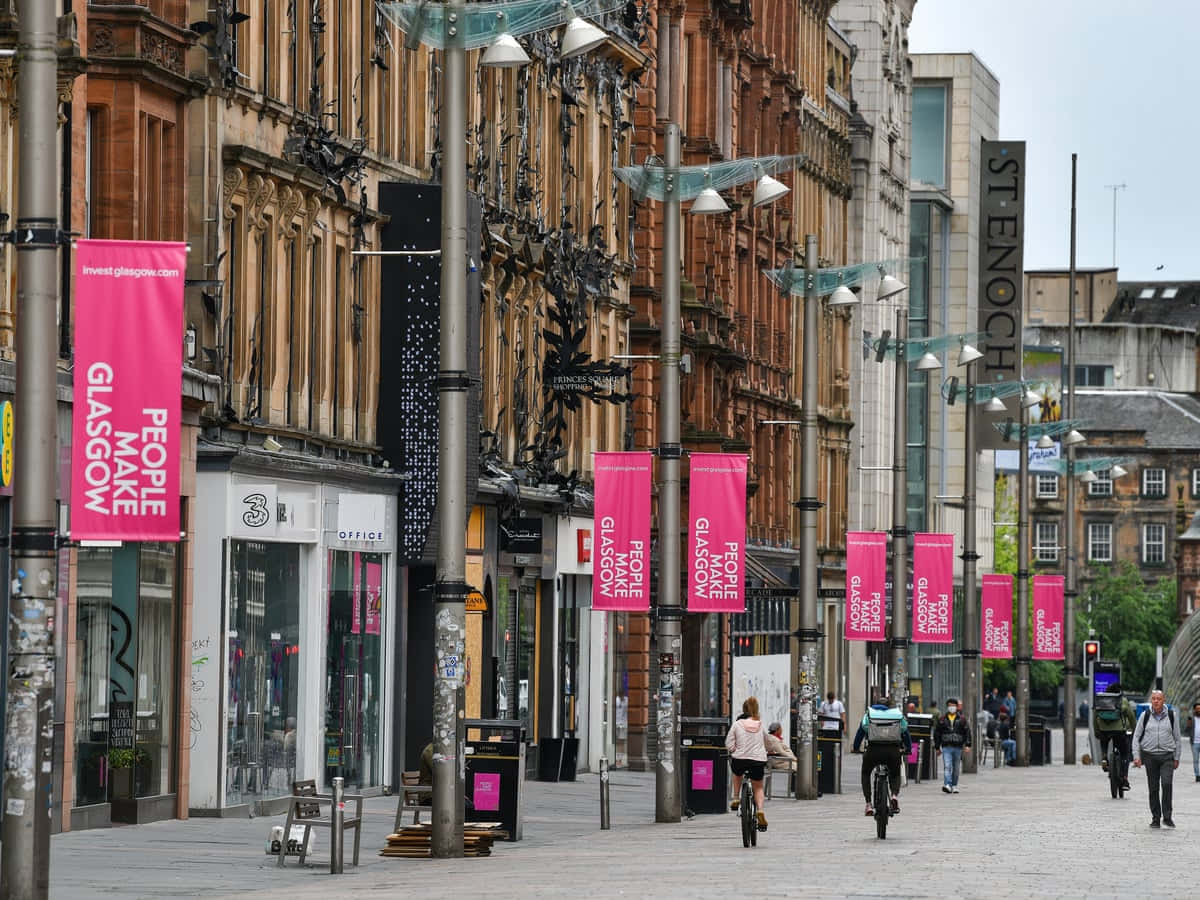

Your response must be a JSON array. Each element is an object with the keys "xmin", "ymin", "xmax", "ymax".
[{"xmin": 1133, "ymin": 690, "xmax": 1182, "ymax": 828}]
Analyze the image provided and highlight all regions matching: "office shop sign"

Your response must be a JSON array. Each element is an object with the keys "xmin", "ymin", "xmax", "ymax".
[{"xmin": 977, "ymin": 140, "xmax": 1026, "ymax": 451}]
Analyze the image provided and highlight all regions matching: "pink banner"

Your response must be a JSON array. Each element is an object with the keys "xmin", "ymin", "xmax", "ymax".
[
  {"xmin": 845, "ymin": 532, "xmax": 887, "ymax": 641},
  {"xmin": 592, "ymin": 452, "xmax": 652, "ymax": 611},
  {"xmin": 365, "ymin": 559, "xmax": 382, "ymax": 636},
  {"xmin": 1033, "ymin": 575, "xmax": 1066, "ymax": 660},
  {"xmin": 352, "ymin": 552, "xmax": 362, "ymax": 634},
  {"xmin": 71, "ymin": 240, "xmax": 185, "ymax": 541},
  {"xmin": 687, "ymin": 453, "xmax": 748, "ymax": 613},
  {"xmin": 980, "ymin": 575, "xmax": 1013, "ymax": 659},
  {"xmin": 912, "ymin": 533, "xmax": 955, "ymax": 643}
]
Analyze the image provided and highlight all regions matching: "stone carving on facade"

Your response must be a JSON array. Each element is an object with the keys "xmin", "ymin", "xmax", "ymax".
[
  {"xmin": 89, "ymin": 24, "xmax": 116, "ymax": 57},
  {"xmin": 245, "ymin": 173, "xmax": 275, "ymax": 233},
  {"xmin": 277, "ymin": 184, "xmax": 303, "ymax": 239},
  {"xmin": 140, "ymin": 31, "xmax": 185, "ymax": 76},
  {"xmin": 303, "ymin": 195, "xmax": 323, "ymax": 247},
  {"xmin": 221, "ymin": 166, "xmax": 244, "ymax": 221}
]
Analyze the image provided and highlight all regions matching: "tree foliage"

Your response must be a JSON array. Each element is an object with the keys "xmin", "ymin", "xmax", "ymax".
[{"xmin": 1077, "ymin": 561, "xmax": 1176, "ymax": 695}]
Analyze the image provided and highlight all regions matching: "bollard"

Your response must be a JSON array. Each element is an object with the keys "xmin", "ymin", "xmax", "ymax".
[
  {"xmin": 599, "ymin": 757, "xmax": 611, "ymax": 830},
  {"xmin": 331, "ymin": 776, "xmax": 345, "ymax": 874}
]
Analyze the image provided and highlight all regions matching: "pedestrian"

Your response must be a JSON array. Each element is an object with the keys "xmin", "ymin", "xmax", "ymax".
[
  {"xmin": 1187, "ymin": 702, "xmax": 1200, "ymax": 783},
  {"xmin": 764, "ymin": 721, "xmax": 796, "ymax": 773},
  {"xmin": 987, "ymin": 709, "xmax": 1017, "ymax": 764},
  {"xmin": 818, "ymin": 691, "xmax": 846, "ymax": 735},
  {"xmin": 1002, "ymin": 690, "xmax": 1016, "ymax": 719},
  {"xmin": 933, "ymin": 696, "xmax": 971, "ymax": 793},
  {"xmin": 983, "ymin": 687, "xmax": 1002, "ymax": 718},
  {"xmin": 1132, "ymin": 689, "xmax": 1182, "ymax": 829}
]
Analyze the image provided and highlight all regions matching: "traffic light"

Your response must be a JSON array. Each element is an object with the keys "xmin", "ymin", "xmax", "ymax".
[{"xmin": 1084, "ymin": 639, "xmax": 1100, "ymax": 663}]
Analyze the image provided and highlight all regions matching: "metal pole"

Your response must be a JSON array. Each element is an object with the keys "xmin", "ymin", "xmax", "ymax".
[
  {"xmin": 960, "ymin": 362, "xmax": 979, "ymax": 774},
  {"xmin": 1063, "ymin": 153, "xmax": 1078, "ymax": 764},
  {"xmin": 599, "ymin": 757, "xmax": 611, "ymax": 829},
  {"xmin": 888, "ymin": 307, "xmax": 909, "ymax": 710},
  {"xmin": 2, "ymin": 2, "xmax": 60, "ymax": 896},
  {"xmin": 1015, "ymin": 402, "xmax": 1031, "ymax": 766},
  {"xmin": 432, "ymin": 10, "xmax": 468, "ymax": 859},
  {"xmin": 330, "ymin": 776, "xmax": 345, "ymax": 874},
  {"xmin": 795, "ymin": 235, "xmax": 820, "ymax": 800},
  {"xmin": 654, "ymin": 121, "xmax": 682, "ymax": 824}
]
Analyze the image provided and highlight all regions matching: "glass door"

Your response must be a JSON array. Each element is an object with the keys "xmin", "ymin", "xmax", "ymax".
[{"xmin": 324, "ymin": 551, "xmax": 384, "ymax": 789}]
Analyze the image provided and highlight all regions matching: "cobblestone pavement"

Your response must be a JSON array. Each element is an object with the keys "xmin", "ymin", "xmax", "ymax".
[{"xmin": 49, "ymin": 729, "xmax": 1192, "ymax": 899}]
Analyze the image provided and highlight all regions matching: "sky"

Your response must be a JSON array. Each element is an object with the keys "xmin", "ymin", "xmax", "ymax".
[{"xmin": 907, "ymin": 1, "xmax": 1199, "ymax": 281}]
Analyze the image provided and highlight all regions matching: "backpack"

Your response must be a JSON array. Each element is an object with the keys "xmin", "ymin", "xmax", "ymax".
[
  {"xmin": 1137, "ymin": 707, "xmax": 1175, "ymax": 736},
  {"xmin": 1094, "ymin": 693, "xmax": 1122, "ymax": 722},
  {"xmin": 866, "ymin": 714, "xmax": 902, "ymax": 745}
]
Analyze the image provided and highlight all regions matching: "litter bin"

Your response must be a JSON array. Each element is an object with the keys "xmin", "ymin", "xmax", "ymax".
[
  {"xmin": 1029, "ymin": 715, "xmax": 1048, "ymax": 766},
  {"xmin": 680, "ymin": 716, "xmax": 730, "ymax": 814},
  {"xmin": 464, "ymin": 718, "xmax": 525, "ymax": 840},
  {"xmin": 906, "ymin": 713, "xmax": 935, "ymax": 782},
  {"xmin": 817, "ymin": 731, "xmax": 842, "ymax": 794}
]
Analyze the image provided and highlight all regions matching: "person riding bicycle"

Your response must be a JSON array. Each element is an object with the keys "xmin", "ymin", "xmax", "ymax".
[
  {"xmin": 852, "ymin": 698, "xmax": 912, "ymax": 817},
  {"xmin": 1094, "ymin": 682, "xmax": 1135, "ymax": 790},
  {"xmin": 726, "ymin": 696, "xmax": 769, "ymax": 830}
]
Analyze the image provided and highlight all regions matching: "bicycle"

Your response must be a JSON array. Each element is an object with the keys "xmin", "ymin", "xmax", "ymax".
[
  {"xmin": 872, "ymin": 761, "xmax": 897, "ymax": 839},
  {"xmin": 738, "ymin": 774, "xmax": 757, "ymax": 847},
  {"xmin": 1108, "ymin": 738, "xmax": 1127, "ymax": 800}
]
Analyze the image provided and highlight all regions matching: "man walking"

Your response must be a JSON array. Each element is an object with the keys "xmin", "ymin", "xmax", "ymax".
[
  {"xmin": 933, "ymin": 697, "xmax": 971, "ymax": 793},
  {"xmin": 1133, "ymin": 690, "xmax": 1182, "ymax": 829}
]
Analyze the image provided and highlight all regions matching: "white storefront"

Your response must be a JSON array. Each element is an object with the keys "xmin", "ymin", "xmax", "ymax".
[{"xmin": 190, "ymin": 469, "xmax": 398, "ymax": 814}]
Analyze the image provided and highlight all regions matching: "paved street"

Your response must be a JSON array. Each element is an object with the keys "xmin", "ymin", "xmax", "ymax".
[{"xmin": 49, "ymin": 729, "xmax": 1192, "ymax": 899}]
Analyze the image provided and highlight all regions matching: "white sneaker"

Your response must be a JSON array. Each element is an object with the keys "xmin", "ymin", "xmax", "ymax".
[
  {"xmin": 951, "ymin": 786, "xmax": 960, "ymax": 794},
  {"xmin": 942, "ymin": 785, "xmax": 951, "ymax": 794}
]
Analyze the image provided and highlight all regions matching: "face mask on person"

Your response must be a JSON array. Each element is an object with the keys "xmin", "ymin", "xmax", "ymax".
[{"xmin": 946, "ymin": 705, "xmax": 958, "ymax": 714}]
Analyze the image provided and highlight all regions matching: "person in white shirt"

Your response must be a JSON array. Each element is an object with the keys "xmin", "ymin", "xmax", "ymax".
[{"xmin": 818, "ymin": 692, "xmax": 846, "ymax": 734}]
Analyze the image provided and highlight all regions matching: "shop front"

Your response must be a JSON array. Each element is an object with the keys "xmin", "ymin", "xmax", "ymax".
[{"xmin": 190, "ymin": 461, "xmax": 398, "ymax": 815}]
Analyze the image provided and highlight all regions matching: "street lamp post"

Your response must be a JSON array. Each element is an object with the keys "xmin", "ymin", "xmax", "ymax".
[
  {"xmin": 1015, "ymin": 387, "xmax": 1034, "ymax": 766},
  {"xmin": 889, "ymin": 305, "xmax": 910, "ymax": 710},
  {"xmin": 1063, "ymin": 153, "xmax": 1079, "ymax": 764},
  {"xmin": 380, "ymin": 0, "xmax": 619, "ymax": 856},
  {"xmin": 959, "ymin": 346, "xmax": 982, "ymax": 773}
]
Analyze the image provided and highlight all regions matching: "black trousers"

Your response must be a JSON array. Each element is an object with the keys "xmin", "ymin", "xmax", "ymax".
[
  {"xmin": 1144, "ymin": 753, "xmax": 1176, "ymax": 821},
  {"xmin": 861, "ymin": 746, "xmax": 902, "ymax": 803}
]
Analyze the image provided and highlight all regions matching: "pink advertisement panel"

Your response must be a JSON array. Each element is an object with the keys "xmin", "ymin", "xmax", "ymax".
[
  {"xmin": 592, "ymin": 452, "xmax": 652, "ymax": 611},
  {"xmin": 365, "ymin": 559, "xmax": 382, "ymax": 636},
  {"xmin": 691, "ymin": 758, "xmax": 713, "ymax": 791},
  {"xmin": 71, "ymin": 240, "xmax": 186, "ymax": 541},
  {"xmin": 980, "ymin": 575, "xmax": 1013, "ymax": 659},
  {"xmin": 473, "ymin": 772, "xmax": 500, "ymax": 811},
  {"xmin": 912, "ymin": 533, "xmax": 955, "ymax": 643},
  {"xmin": 1033, "ymin": 575, "xmax": 1066, "ymax": 660},
  {"xmin": 687, "ymin": 453, "xmax": 748, "ymax": 613},
  {"xmin": 845, "ymin": 532, "xmax": 887, "ymax": 641}
]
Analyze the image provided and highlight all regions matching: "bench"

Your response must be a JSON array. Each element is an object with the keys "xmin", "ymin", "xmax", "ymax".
[
  {"xmin": 394, "ymin": 770, "xmax": 433, "ymax": 830},
  {"xmin": 275, "ymin": 779, "xmax": 363, "ymax": 868}
]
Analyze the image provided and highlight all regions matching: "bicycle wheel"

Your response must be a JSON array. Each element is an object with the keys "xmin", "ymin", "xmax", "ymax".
[
  {"xmin": 740, "ymin": 782, "xmax": 753, "ymax": 848},
  {"xmin": 873, "ymin": 768, "xmax": 889, "ymax": 840},
  {"xmin": 1108, "ymin": 746, "xmax": 1120, "ymax": 799}
]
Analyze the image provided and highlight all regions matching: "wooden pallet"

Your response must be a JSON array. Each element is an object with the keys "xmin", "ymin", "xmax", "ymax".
[{"xmin": 380, "ymin": 823, "xmax": 508, "ymax": 859}]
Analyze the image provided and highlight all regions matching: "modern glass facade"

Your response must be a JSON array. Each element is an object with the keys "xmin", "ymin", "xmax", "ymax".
[
  {"xmin": 74, "ymin": 543, "xmax": 177, "ymax": 806},
  {"xmin": 911, "ymin": 85, "xmax": 948, "ymax": 187}
]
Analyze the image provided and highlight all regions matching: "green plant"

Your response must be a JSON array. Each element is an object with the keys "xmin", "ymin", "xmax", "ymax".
[{"xmin": 107, "ymin": 747, "xmax": 150, "ymax": 770}]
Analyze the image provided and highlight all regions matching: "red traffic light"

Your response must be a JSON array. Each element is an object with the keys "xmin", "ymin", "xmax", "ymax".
[{"xmin": 1084, "ymin": 640, "xmax": 1100, "ymax": 661}]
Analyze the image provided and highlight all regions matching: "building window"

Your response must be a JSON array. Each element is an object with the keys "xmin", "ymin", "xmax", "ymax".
[
  {"xmin": 911, "ymin": 84, "xmax": 948, "ymax": 187},
  {"xmin": 1034, "ymin": 521, "xmax": 1059, "ymax": 563},
  {"xmin": 1074, "ymin": 365, "xmax": 1113, "ymax": 387},
  {"xmin": 1142, "ymin": 467, "xmax": 1166, "ymax": 498},
  {"xmin": 1089, "ymin": 469, "xmax": 1113, "ymax": 497},
  {"xmin": 731, "ymin": 593, "xmax": 791, "ymax": 657},
  {"xmin": 1087, "ymin": 523, "xmax": 1112, "ymax": 562},
  {"xmin": 1142, "ymin": 523, "xmax": 1166, "ymax": 564},
  {"xmin": 1036, "ymin": 475, "xmax": 1058, "ymax": 499},
  {"xmin": 1191, "ymin": 467, "xmax": 1200, "ymax": 498}
]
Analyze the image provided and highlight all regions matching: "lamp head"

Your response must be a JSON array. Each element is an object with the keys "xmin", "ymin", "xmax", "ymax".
[
  {"xmin": 915, "ymin": 350, "xmax": 942, "ymax": 372},
  {"xmin": 1021, "ymin": 389, "xmax": 1042, "ymax": 409},
  {"xmin": 752, "ymin": 172, "xmax": 790, "ymax": 207},
  {"xmin": 1036, "ymin": 434, "xmax": 1055, "ymax": 450},
  {"xmin": 1080, "ymin": 470, "xmax": 1098, "ymax": 484},
  {"xmin": 1062, "ymin": 429, "xmax": 1086, "ymax": 446},
  {"xmin": 1110, "ymin": 464, "xmax": 1128, "ymax": 478},
  {"xmin": 560, "ymin": 15, "xmax": 608, "ymax": 58},
  {"xmin": 828, "ymin": 284, "xmax": 858, "ymax": 307},
  {"xmin": 984, "ymin": 395, "xmax": 1007, "ymax": 413},
  {"xmin": 690, "ymin": 176, "xmax": 729, "ymax": 214},
  {"xmin": 877, "ymin": 273, "xmax": 906, "ymax": 300},
  {"xmin": 481, "ymin": 32, "xmax": 531, "ymax": 67},
  {"xmin": 956, "ymin": 341, "xmax": 984, "ymax": 366}
]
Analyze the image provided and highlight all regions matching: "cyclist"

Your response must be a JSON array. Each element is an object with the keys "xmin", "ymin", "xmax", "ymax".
[
  {"xmin": 1094, "ymin": 682, "xmax": 1135, "ymax": 790},
  {"xmin": 725, "ymin": 696, "xmax": 768, "ymax": 830},
  {"xmin": 852, "ymin": 697, "xmax": 912, "ymax": 817}
]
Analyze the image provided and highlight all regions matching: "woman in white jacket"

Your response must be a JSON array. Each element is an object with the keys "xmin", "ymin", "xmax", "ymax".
[{"xmin": 726, "ymin": 695, "xmax": 769, "ymax": 829}]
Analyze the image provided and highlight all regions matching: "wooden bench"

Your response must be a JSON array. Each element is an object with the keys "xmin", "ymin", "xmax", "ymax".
[
  {"xmin": 275, "ymin": 779, "xmax": 363, "ymax": 868},
  {"xmin": 394, "ymin": 770, "xmax": 432, "ymax": 830}
]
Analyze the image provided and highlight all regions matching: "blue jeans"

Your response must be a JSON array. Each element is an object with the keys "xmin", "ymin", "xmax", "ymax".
[
  {"xmin": 1001, "ymin": 739, "xmax": 1016, "ymax": 763},
  {"xmin": 1191, "ymin": 741, "xmax": 1200, "ymax": 778},
  {"xmin": 942, "ymin": 746, "xmax": 963, "ymax": 786}
]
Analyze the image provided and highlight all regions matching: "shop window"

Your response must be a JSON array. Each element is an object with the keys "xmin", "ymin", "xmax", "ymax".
[
  {"xmin": 324, "ymin": 550, "xmax": 385, "ymax": 789},
  {"xmin": 225, "ymin": 541, "xmax": 301, "ymax": 806},
  {"xmin": 74, "ymin": 543, "xmax": 177, "ymax": 807}
]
